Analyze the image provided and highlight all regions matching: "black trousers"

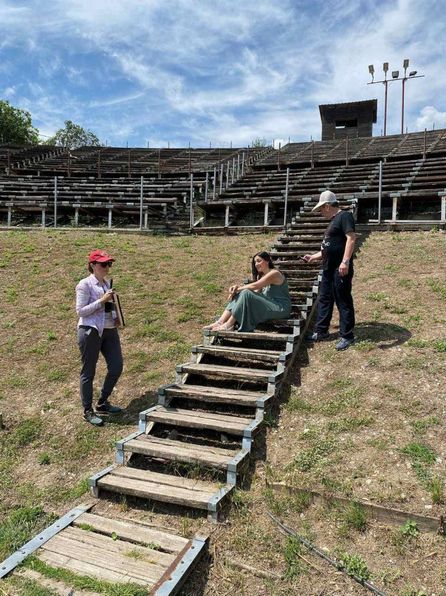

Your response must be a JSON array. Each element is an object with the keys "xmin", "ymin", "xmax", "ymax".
[
  {"xmin": 315, "ymin": 266, "xmax": 355, "ymax": 340},
  {"xmin": 77, "ymin": 326, "xmax": 123, "ymax": 412}
]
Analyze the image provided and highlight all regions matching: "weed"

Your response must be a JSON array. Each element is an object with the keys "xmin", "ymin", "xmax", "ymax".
[
  {"xmin": 6, "ymin": 576, "xmax": 57, "ymax": 595},
  {"xmin": 429, "ymin": 477, "xmax": 444, "ymax": 504},
  {"xmin": 263, "ymin": 488, "xmax": 311, "ymax": 516},
  {"xmin": 410, "ymin": 416, "xmax": 440, "ymax": 435},
  {"xmin": 283, "ymin": 536, "xmax": 306, "ymax": 578},
  {"xmin": 400, "ymin": 520, "xmax": 420, "ymax": 538},
  {"xmin": 47, "ymin": 369, "xmax": 66, "ymax": 382},
  {"xmin": 339, "ymin": 502, "xmax": 368, "ymax": 533},
  {"xmin": 11, "ymin": 418, "xmax": 43, "ymax": 447},
  {"xmin": 427, "ymin": 278, "xmax": 446, "ymax": 300},
  {"xmin": 46, "ymin": 331, "xmax": 57, "ymax": 341},
  {"xmin": 407, "ymin": 338, "xmax": 429, "ymax": 348},
  {"xmin": 291, "ymin": 439, "xmax": 336, "ymax": 472},
  {"xmin": 367, "ymin": 291, "xmax": 389, "ymax": 302},
  {"xmin": 231, "ymin": 489, "xmax": 252, "ymax": 516},
  {"xmin": 0, "ymin": 507, "xmax": 56, "ymax": 560},
  {"xmin": 7, "ymin": 374, "xmax": 28, "ymax": 388},
  {"xmin": 433, "ymin": 339, "xmax": 446, "ymax": 352},
  {"xmin": 285, "ymin": 396, "xmax": 313, "ymax": 413},
  {"xmin": 328, "ymin": 417, "xmax": 373, "ymax": 434},
  {"xmin": 354, "ymin": 340, "xmax": 375, "ymax": 352},
  {"xmin": 401, "ymin": 443, "xmax": 436, "ymax": 465},
  {"xmin": 38, "ymin": 452, "xmax": 51, "ymax": 465},
  {"xmin": 337, "ymin": 551, "xmax": 371, "ymax": 582}
]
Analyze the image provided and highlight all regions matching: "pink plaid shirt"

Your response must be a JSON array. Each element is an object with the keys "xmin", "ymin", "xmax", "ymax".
[{"xmin": 76, "ymin": 274, "xmax": 115, "ymax": 336}]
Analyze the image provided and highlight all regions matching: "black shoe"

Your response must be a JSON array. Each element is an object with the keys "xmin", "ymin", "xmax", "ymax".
[
  {"xmin": 84, "ymin": 410, "xmax": 104, "ymax": 426},
  {"xmin": 96, "ymin": 401, "xmax": 123, "ymax": 414},
  {"xmin": 307, "ymin": 331, "xmax": 330, "ymax": 342}
]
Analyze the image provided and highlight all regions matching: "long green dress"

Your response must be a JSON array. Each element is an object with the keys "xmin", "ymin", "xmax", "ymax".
[{"xmin": 226, "ymin": 278, "xmax": 292, "ymax": 332}]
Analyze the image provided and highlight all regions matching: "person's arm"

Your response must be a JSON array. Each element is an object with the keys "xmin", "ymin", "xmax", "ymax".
[
  {"xmin": 338, "ymin": 232, "xmax": 356, "ymax": 277},
  {"xmin": 75, "ymin": 281, "xmax": 113, "ymax": 317},
  {"xmin": 233, "ymin": 269, "xmax": 283, "ymax": 293},
  {"xmin": 303, "ymin": 251, "xmax": 322, "ymax": 263}
]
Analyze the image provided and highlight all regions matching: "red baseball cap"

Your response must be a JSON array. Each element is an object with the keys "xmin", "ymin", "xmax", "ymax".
[{"xmin": 88, "ymin": 249, "xmax": 115, "ymax": 263}]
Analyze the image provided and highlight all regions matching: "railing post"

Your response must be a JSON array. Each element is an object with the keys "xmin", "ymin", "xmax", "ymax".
[
  {"xmin": 212, "ymin": 167, "xmax": 216, "ymax": 200},
  {"xmin": 74, "ymin": 207, "xmax": 79, "ymax": 227},
  {"xmin": 220, "ymin": 164, "xmax": 224, "ymax": 194},
  {"xmin": 283, "ymin": 167, "xmax": 290, "ymax": 227},
  {"xmin": 7, "ymin": 150, "xmax": 11, "ymax": 176},
  {"xmin": 264, "ymin": 201, "xmax": 270, "ymax": 226},
  {"xmin": 67, "ymin": 151, "xmax": 71, "ymax": 177},
  {"xmin": 107, "ymin": 204, "xmax": 113, "ymax": 229},
  {"xmin": 391, "ymin": 196, "xmax": 398, "ymax": 221},
  {"xmin": 224, "ymin": 204, "xmax": 230, "ymax": 227},
  {"xmin": 226, "ymin": 161, "xmax": 230, "ymax": 189},
  {"xmin": 440, "ymin": 195, "xmax": 446, "ymax": 222},
  {"xmin": 97, "ymin": 149, "xmax": 101, "ymax": 178},
  {"xmin": 7, "ymin": 206, "xmax": 12, "ymax": 227},
  {"xmin": 53, "ymin": 177, "xmax": 58, "ymax": 228},
  {"xmin": 128, "ymin": 149, "xmax": 131, "ymax": 179},
  {"xmin": 241, "ymin": 152, "xmax": 245, "ymax": 176},
  {"xmin": 277, "ymin": 142, "xmax": 281, "ymax": 171},
  {"xmin": 41, "ymin": 207, "xmax": 46, "ymax": 228},
  {"xmin": 139, "ymin": 176, "xmax": 144, "ymax": 230},
  {"xmin": 423, "ymin": 128, "xmax": 427, "ymax": 159},
  {"xmin": 378, "ymin": 160, "xmax": 382, "ymax": 224},
  {"xmin": 311, "ymin": 141, "xmax": 314, "ymax": 169},
  {"xmin": 205, "ymin": 172, "xmax": 209, "ymax": 202},
  {"xmin": 189, "ymin": 173, "xmax": 194, "ymax": 228},
  {"xmin": 237, "ymin": 154, "xmax": 240, "ymax": 179},
  {"xmin": 346, "ymin": 136, "xmax": 349, "ymax": 166}
]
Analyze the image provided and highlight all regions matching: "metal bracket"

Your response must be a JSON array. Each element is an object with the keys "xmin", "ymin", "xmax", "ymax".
[
  {"xmin": 227, "ymin": 449, "xmax": 250, "ymax": 485},
  {"xmin": 88, "ymin": 463, "xmax": 117, "ymax": 496},
  {"xmin": 115, "ymin": 430, "xmax": 143, "ymax": 464},
  {"xmin": 0, "ymin": 504, "xmax": 92, "ymax": 579},
  {"xmin": 207, "ymin": 485, "xmax": 234, "ymax": 522},
  {"xmin": 153, "ymin": 535, "xmax": 209, "ymax": 596},
  {"xmin": 138, "ymin": 405, "xmax": 160, "ymax": 432}
]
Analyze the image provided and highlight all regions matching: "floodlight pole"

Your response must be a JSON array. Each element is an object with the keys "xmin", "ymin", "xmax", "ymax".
[{"xmin": 368, "ymin": 63, "xmax": 424, "ymax": 136}]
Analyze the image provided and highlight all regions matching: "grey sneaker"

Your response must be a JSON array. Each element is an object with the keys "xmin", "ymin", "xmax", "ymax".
[
  {"xmin": 307, "ymin": 331, "xmax": 330, "ymax": 342},
  {"xmin": 336, "ymin": 337, "xmax": 355, "ymax": 351},
  {"xmin": 96, "ymin": 401, "xmax": 123, "ymax": 414},
  {"xmin": 84, "ymin": 410, "xmax": 104, "ymax": 426}
]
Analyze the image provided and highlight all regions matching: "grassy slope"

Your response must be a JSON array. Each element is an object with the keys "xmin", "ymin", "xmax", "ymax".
[{"xmin": 0, "ymin": 229, "xmax": 445, "ymax": 596}]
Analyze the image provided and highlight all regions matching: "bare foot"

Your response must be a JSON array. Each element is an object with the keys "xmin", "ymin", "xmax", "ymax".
[
  {"xmin": 203, "ymin": 320, "xmax": 224, "ymax": 331},
  {"xmin": 214, "ymin": 322, "xmax": 235, "ymax": 331}
]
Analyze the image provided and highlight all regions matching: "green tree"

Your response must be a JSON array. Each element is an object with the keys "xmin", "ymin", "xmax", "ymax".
[
  {"xmin": 0, "ymin": 100, "xmax": 39, "ymax": 144},
  {"xmin": 47, "ymin": 120, "xmax": 101, "ymax": 149}
]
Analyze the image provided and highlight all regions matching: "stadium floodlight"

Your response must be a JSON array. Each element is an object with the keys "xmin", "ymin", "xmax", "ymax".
[
  {"xmin": 383, "ymin": 62, "xmax": 389, "ymax": 76},
  {"xmin": 409, "ymin": 70, "xmax": 417, "ymax": 77},
  {"xmin": 392, "ymin": 70, "xmax": 399, "ymax": 79},
  {"xmin": 368, "ymin": 64, "xmax": 375, "ymax": 81},
  {"xmin": 403, "ymin": 58, "xmax": 410, "ymax": 69}
]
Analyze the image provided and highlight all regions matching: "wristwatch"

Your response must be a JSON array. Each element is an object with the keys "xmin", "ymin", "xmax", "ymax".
[{"xmin": 342, "ymin": 259, "xmax": 350, "ymax": 265}]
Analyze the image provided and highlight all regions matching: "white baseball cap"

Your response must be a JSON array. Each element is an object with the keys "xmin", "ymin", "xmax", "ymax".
[{"xmin": 312, "ymin": 190, "xmax": 337, "ymax": 212}]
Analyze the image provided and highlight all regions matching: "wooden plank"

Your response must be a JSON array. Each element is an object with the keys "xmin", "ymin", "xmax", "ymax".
[
  {"xmin": 63, "ymin": 526, "xmax": 175, "ymax": 567},
  {"xmin": 74, "ymin": 513, "xmax": 188, "ymax": 553},
  {"xmin": 152, "ymin": 406, "xmax": 252, "ymax": 425},
  {"xmin": 146, "ymin": 408, "xmax": 251, "ymax": 434},
  {"xmin": 39, "ymin": 549, "xmax": 150, "ymax": 587},
  {"xmin": 196, "ymin": 345, "xmax": 281, "ymax": 363},
  {"xmin": 124, "ymin": 436, "xmax": 237, "ymax": 469},
  {"xmin": 130, "ymin": 434, "xmax": 238, "ymax": 458},
  {"xmin": 97, "ymin": 475, "xmax": 213, "ymax": 509},
  {"xmin": 166, "ymin": 384, "xmax": 265, "ymax": 400},
  {"xmin": 210, "ymin": 330, "xmax": 291, "ymax": 342},
  {"xmin": 181, "ymin": 363, "xmax": 270, "ymax": 380},
  {"xmin": 109, "ymin": 466, "xmax": 217, "ymax": 493},
  {"xmin": 43, "ymin": 532, "xmax": 166, "ymax": 582}
]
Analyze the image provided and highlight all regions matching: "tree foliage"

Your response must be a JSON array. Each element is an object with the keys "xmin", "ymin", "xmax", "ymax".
[
  {"xmin": 0, "ymin": 100, "xmax": 39, "ymax": 144},
  {"xmin": 47, "ymin": 120, "xmax": 101, "ymax": 149}
]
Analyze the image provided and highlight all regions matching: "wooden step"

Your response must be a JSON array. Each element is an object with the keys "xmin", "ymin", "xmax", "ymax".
[
  {"xmin": 145, "ymin": 405, "xmax": 255, "ymax": 435},
  {"xmin": 162, "ymin": 383, "xmax": 270, "ymax": 407},
  {"xmin": 192, "ymin": 344, "xmax": 283, "ymax": 364},
  {"xmin": 123, "ymin": 434, "xmax": 244, "ymax": 470},
  {"xmin": 94, "ymin": 465, "xmax": 230, "ymax": 511},
  {"xmin": 178, "ymin": 362, "xmax": 280, "ymax": 382},
  {"xmin": 205, "ymin": 329, "xmax": 296, "ymax": 345}
]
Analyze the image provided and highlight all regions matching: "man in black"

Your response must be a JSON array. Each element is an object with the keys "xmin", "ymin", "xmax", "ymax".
[{"xmin": 303, "ymin": 190, "xmax": 356, "ymax": 351}]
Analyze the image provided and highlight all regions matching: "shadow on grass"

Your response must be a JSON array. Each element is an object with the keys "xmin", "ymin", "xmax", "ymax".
[
  {"xmin": 355, "ymin": 321, "xmax": 411, "ymax": 349},
  {"xmin": 100, "ymin": 390, "xmax": 159, "ymax": 426}
]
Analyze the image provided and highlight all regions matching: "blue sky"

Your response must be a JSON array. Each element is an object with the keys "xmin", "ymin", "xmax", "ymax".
[{"xmin": 1, "ymin": 0, "xmax": 445, "ymax": 147}]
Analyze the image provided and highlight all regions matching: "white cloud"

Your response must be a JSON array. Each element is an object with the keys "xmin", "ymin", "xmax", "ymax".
[{"xmin": 415, "ymin": 106, "xmax": 446, "ymax": 131}]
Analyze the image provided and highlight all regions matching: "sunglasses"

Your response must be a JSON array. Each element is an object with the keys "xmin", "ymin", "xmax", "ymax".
[{"xmin": 96, "ymin": 261, "xmax": 113, "ymax": 268}]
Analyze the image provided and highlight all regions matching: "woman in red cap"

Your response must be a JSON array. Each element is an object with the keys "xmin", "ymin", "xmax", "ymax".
[{"xmin": 75, "ymin": 249, "xmax": 124, "ymax": 426}]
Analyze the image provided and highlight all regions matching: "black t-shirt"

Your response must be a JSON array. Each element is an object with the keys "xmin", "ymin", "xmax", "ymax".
[{"xmin": 321, "ymin": 210, "xmax": 355, "ymax": 270}]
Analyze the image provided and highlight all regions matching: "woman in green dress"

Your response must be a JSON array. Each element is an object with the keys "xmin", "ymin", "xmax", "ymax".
[{"xmin": 204, "ymin": 251, "xmax": 292, "ymax": 332}]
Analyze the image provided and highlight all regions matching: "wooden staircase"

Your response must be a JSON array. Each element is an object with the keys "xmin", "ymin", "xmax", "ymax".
[{"xmin": 1, "ymin": 201, "xmax": 336, "ymax": 594}]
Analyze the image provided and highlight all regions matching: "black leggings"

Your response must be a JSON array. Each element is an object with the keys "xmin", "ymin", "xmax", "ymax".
[{"xmin": 315, "ymin": 266, "xmax": 355, "ymax": 339}]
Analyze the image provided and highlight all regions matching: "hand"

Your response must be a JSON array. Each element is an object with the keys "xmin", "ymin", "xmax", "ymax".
[
  {"xmin": 100, "ymin": 289, "xmax": 115, "ymax": 303},
  {"xmin": 338, "ymin": 263, "xmax": 349, "ymax": 277},
  {"xmin": 228, "ymin": 285, "xmax": 240, "ymax": 300},
  {"xmin": 302, "ymin": 254, "xmax": 312, "ymax": 263}
]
